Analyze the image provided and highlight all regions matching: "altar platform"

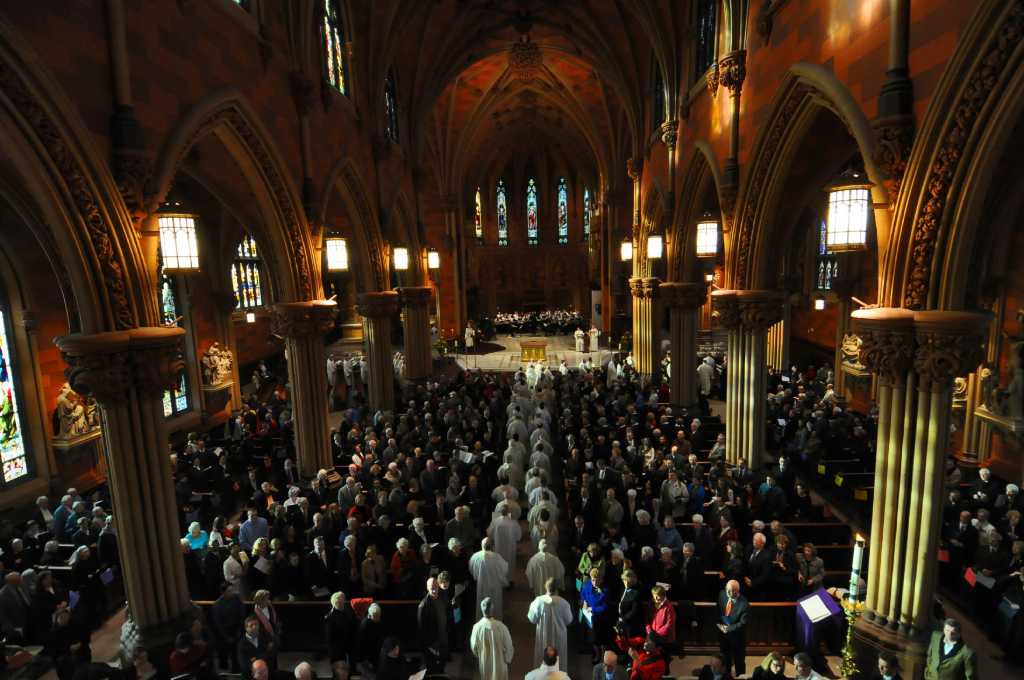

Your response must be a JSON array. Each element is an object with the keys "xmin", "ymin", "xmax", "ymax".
[{"xmin": 453, "ymin": 333, "xmax": 608, "ymax": 372}]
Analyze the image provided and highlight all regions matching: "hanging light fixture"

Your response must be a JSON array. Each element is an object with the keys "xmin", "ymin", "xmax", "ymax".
[
  {"xmin": 647, "ymin": 234, "xmax": 664, "ymax": 259},
  {"xmin": 245, "ymin": 311, "xmax": 256, "ymax": 323},
  {"xmin": 825, "ymin": 168, "xmax": 872, "ymax": 252},
  {"xmin": 324, "ymin": 237, "xmax": 349, "ymax": 272},
  {"xmin": 620, "ymin": 238, "xmax": 633, "ymax": 262},
  {"xmin": 157, "ymin": 202, "xmax": 200, "ymax": 272},
  {"xmin": 427, "ymin": 248, "xmax": 440, "ymax": 270},
  {"xmin": 696, "ymin": 213, "xmax": 720, "ymax": 258},
  {"xmin": 393, "ymin": 246, "xmax": 410, "ymax": 271}
]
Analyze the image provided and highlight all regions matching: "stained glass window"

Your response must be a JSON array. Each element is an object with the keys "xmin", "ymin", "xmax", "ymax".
[
  {"xmin": 695, "ymin": 0, "xmax": 717, "ymax": 80},
  {"xmin": 583, "ymin": 187, "xmax": 591, "ymax": 242},
  {"xmin": 0, "ymin": 309, "xmax": 28, "ymax": 484},
  {"xmin": 526, "ymin": 178, "xmax": 538, "ymax": 245},
  {"xmin": 323, "ymin": 0, "xmax": 348, "ymax": 95},
  {"xmin": 232, "ymin": 234, "xmax": 264, "ymax": 310},
  {"xmin": 232, "ymin": 0, "xmax": 250, "ymax": 10},
  {"xmin": 816, "ymin": 219, "xmax": 838, "ymax": 291},
  {"xmin": 652, "ymin": 64, "xmax": 665, "ymax": 131},
  {"xmin": 496, "ymin": 180, "xmax": 508, "ymax": 247},
  {"xmin": 159, "ymin": 254, "xmax": 191, "ymax": 418},
  {"xmin": 474, "ymin": 187, "xmax": 483, "ymax": 243},
  {"xmin": 557, "ymin": 178, "xmax": 569, "ymax": 245},
  {"xmin": 384, "ymin": 71, "xmax": 399, "ymax": 143}
]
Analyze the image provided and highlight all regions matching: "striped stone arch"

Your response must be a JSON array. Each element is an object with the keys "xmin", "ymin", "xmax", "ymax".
[{"xmin": 670, "ymin": 141, "xmax": 724, "ymax": 284}]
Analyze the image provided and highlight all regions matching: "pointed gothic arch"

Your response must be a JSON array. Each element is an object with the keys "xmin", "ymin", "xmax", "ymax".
[
  {"xmin": 318, "ymin": 157, "xmax": 388, "ymax": 293},
  {"xmin": 670, "ymin": 142, "xmax": 724, "ymax": 283}
]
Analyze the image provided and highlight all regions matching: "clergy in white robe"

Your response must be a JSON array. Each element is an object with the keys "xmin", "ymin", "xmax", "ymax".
[
  {"xmin": 526, "ymin": 581, "xmax": 574, "ymax": 669},
  {"xmin": 574, "ymin": 328, "xmax": 586, "ymax": 352},
  {"xmin": 486, "ymin": 507, "xmax": 522, "ymax": 578},
  {"xmin": 526, "ymin": 540, "xmax": 565, "ymax": 596},
  {"xmin": 506, "ymin": 417, "xmax": 528, "ymax": 445},
  {"xmin": 503, "ymin": 438, "xmax": 526, "ymax": 469},
  {"xmin": 469, "ymin": 540, "xmax": 509, "ymax": 620},
  {"xmin": 470, "ymin": 597, "xmax": 514, "ymax": 680},
  {"xmin": 589, "ymin": 326, "xmax": 600, "ymax": 352},
  {"xmin": 527, "ymin": 498, "xmax": 559, "ymax": 529},
  {"xmin": 531, "ymin": 518, "xmax": 559, "ymax": 553},
  {"xmin": 558, "ymin": 360, "xmax": 569, "ymax": 375}
]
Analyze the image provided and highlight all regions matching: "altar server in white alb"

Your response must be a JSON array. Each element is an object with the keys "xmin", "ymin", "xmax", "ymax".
[
  {"xmin": 469, "ymin": 538, "xmax": 509, "ymax": 619},
  {"xmin": 526, "ymin": 577, "xmax": 574, "ymax": 668},
  {"xmin": 574, "ymin": 327, "xmax": 586, "ymax": 353},
  {"xmin": 470, "ymin": 597, "xmax": 514, "ymax": 680},
  {"xmin": 589, "ymin": 325, "xmax": 601, "ymax": 352},
  {"xmin": 465, "ymin": 323, "xmax": 476, "ymax": 352},
  {"xmin": 487, "ymin": 505, "xmax": 522, "ymax": 580}
]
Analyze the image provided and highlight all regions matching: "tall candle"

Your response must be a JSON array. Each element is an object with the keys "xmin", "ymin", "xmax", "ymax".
[{"xmin": 849, "ymin": 533, "xmax": 865, "ymax": 600}]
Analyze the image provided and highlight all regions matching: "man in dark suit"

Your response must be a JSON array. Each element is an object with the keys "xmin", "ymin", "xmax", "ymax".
[
  {"xmin": 716, "ymin": 580, "xmax": 749, "ymax": 677},
  {"xmin": 0, "ymin": 572, "xmax": 32, "ymax": 644},
  {"xmin": 943, "ymin": 510, "xmax": 978, "ymax": 588},
  {"xmin": 591, "ymin": 650, "xmax": 628, "ymax": 680},
  {"xmin": 570, "ymin": 515, "xmax": 597, "ymax": 562},
  {"xmin": 697, "ymin": 652, "xmax": 735, "ymax": 680},
  {"xmin": 237, "ymin": 616, "xmax": 274, "ymax": 679},
  {"xmin": 617, "ymin": 570, "xmax": 646, "ymax": 638},
  {"xmin": 324, "ymin": 591, "xmax": 359, "ymax": 665},
  {"xmin": 678, "ymin": 542, "xmax": 705, "ymax": 602},
  {"xmin": 745, "ymin": 533, "xmax": 774, "ymax": 600},
  {"xmin": 209, "ymin": 584, "xmax": 246, "ymax": 672}
]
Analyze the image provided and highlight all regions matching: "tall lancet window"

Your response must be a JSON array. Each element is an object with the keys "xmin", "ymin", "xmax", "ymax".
[
  {"xmin": 0, "ymin": 308, "xmax": 28, "ymax": 484},
  {"xmin": 557, "ymin": 178, "xmax": 569, "ymax": 245},
  {"xmin": 384, "ymin": 71, "xmax": 399, "ymax": 142},
  {"xmin": 695, "ymin": 0, "xmax": 718, "ymax": 79},
  {"xmin": 322, "ymin": 0, "xmax": 348, "ymax": 95},
  {"xmin": 816, "ymin": 219, "xmax": 839, "ymax": 291},
  {"xmin": 474, "ymin": 187, "xmax": 483, "ymax": 243},
  {"xmin": 583, "ymin": 187, "xmax": 592, "ymax": 242},
  {"xmin": 496, "ymin": 180, "xmax": 508, "ymax": 246},
  {"xmin": 232, "ymin": 234, "xmax": 265, "ymax": 310},
  {"xmin": 526, "ymin": 178, "xmax": 538, "ymax": 245},
  {"xmin": 159, "ymin": 252, "xmax": 191, "ymax": 418}
]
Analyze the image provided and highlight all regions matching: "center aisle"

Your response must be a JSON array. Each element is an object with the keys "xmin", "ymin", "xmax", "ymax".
[{"xmin": 449, "ymin": 518, "xmax": 595, "ymax": 680}]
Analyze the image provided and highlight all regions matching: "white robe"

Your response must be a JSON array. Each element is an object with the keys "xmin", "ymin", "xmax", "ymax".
[
  {"xmin": 469, "ymin": 550, "xmax": 509, "ymax": 620},
  {"xmin": 574, "ymin": 329, "xmax": 585, "ymax": 352},
  {"xmin": 486, "ymin": 516, "xmax": 522, "ymax": 577},
  {"xmin": 530, "ymin": 522, "xmax": 559, "ymax": 553},
  {"xmin": 470, "ymin": 616, "xmax": 514, "ymax": 680},
  {"xmin": 526, "ymin": 595, "xmax": 574, "ymax": 669},
  {"xmin": 589, "ymin": 328, "xmax": 600, "ymax": 351},
  {"xmin": 525, "ymin": 551, "xmax": 566, "ymax": 596}
]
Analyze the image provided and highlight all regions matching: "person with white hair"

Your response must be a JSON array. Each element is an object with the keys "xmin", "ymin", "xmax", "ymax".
[
  {"xmin": 293, "ymin": 662, "xmax": 314, "ymax": 680},
  {"xmin": 470, "ymin": 597, "xmax": 514, "ymax": 680},
  {"xmin": 487, "ymin": 505, "xmax": 522, "ymax": 580},
  {"xmin": 526, "ymin": 539, "xmax": 565, "ymax": 596},
  {"xmin": 469, "ymin": 538, "xmax": 509, "ymax": 620},
  {"xmin": 417, "ymin": 577, "xmax": 450, "ymax": 668},
  {"xmin": 325, "ymin": 591, "xmax": 359, "ymax": 664}
]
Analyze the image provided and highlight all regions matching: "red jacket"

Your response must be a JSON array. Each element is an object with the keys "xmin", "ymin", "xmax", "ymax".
[
  {"xmin": 647, "ymin": 601, "xmax": 676, "ymax": 642},
  {"xmin": 629, "ymin": 651, "xmax": 667, "ymax": 680}
]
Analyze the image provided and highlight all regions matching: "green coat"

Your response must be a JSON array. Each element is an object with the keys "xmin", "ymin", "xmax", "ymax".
[{"xmin": 924, "ymin": 631, "xmax": 977, "ymax": 680}]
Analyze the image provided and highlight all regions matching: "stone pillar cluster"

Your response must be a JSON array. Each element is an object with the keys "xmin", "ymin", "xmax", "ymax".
[
  {"xmin": 852, "ymin": 308, "xmax": 988, "ymax": 639},
  {"xmin": 398, "ymin": 286, "xmax": 433, "ymax": 381},
  {"xmin": 713, "ymin": 290, "xmax": 784, "ymax": 469},
  {"xmin": 55, "ymin": 327, "xmax": 193, "ymax": 644},
  {"xmin": 660, "ymin": 281, "xmax": 707, "ymax": 408},
  {"xmin": 272, "ymin": 300, "xmax": 336, "ymax": 479},
  {"xmin": 629, "ymin": 277, "xmax": 661, "ymax": 377},
  {"xmin": 357, "ymin": 291, "xmax": 399, "ymax": 412}
]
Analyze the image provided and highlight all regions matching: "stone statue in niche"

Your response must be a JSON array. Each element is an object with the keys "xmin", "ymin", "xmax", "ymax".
[
  {"xmin": 841, "ymin": 333, "xmax": 864, "ymax": 369},
  {"xmin": 982, "ymin": 310, "xmax": 1024, "ymax": 420},
  {"xmin": 53, "ymin": 382, "xmax": 98, "ymax": 439},
  {"xmin": 201, "ymin": 342, "xmax": 234, "ymax": 386}
]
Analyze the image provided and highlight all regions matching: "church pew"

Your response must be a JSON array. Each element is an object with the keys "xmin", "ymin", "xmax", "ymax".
[
  {"xmin": 671, "ymin": 601, "xmax": 801, "ymax": 652},
  {"xmin": 193, "ymin": 599, "xmax": 421, "ymax": 652}
]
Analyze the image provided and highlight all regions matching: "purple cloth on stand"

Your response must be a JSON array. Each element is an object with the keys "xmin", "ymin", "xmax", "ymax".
[{"xmin": 795, "ymin": 587, "xmax": 842, "ymax": 648}]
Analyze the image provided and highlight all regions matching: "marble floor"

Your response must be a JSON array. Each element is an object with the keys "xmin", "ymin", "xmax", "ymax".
[{"xmin": 452, "ymin": 333, "xmax": 615, "ymax": 372}]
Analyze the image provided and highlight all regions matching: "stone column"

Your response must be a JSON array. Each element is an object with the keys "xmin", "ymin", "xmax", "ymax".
[
  {"xmin": 55, "ymin": 327, "xmax": 193, "ymax": 647},
  {"xmin": 766, "ymin": 302, "xmax": 790, "ymax": 371},
  {"xmin": 660, "ymin": 282, "xmax": 708, "ymax": 408},
  {"xmin": 272, "ymin": 300, "xmax": 336, "ymax": 479},
  {"xmin": 629, "ymin": 277, "xmax": 661, "ymax": 377},
  {"xmin": 713, "ymin": 290, "xmax": 784, "ymax": 469},
  {"xmin": 357, "ymin": 291, "xmax": 399, "ymax": 412},
  {"xmin": 852, "ymin": 309, "xmax": 988, "ymax": 659},
  {"xmin": 398, "ymin": 286, "xmax": 433, "ymax": 380}
]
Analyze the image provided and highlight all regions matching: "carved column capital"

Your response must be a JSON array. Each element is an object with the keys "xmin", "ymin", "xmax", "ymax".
[
  {"xmin": 736, "ymin": 289, "xmax": 785, "ymax": 331},
  {"xmin": 912, "ymin": 311, "xmax": 990, "ymax": 392},
  {"xmin": 660, "ymin": 120, "xmax": 678, "ymax": 149},
  {"xmin": 397, "ymin": 286, "xmax": 433, "ymax": 309},
  {"xmin": 626, "ymin": 158, "xmax": 642, "ymax": 182},
  {"xmin": 659, "ymin": 281, "xmax": 708, "ymax": 310},
  {"xmin": 719, "ymin": 50, "xmax": 747, "ymax": 97},
  {"xmin": 873, "ymin": 114, "xmax": 915, "ymax": 199},
  {"xmin": 706, "ymin": 62, "xmax": 720, "ymax": 97},
  {"xmin": 271, "ymin": 300, "xmax": 337, "ymax": 338},
  {"xmin": 629, "ymin": 277, "xmax": 660, "ymax": 300},
  {"xmin": 851, "ymin": 308, "xmax": 916, "ymax": 385},
  {"xmin": 712, "ymin": 290, "xmax": 741, "ymax": 330},
  {"xmin": 55, "ymin": 327, "xmax": 186, "ymax": 405},
  {"xmin": 356, "ymin": 290, "xmax": 400, "ymax": 318}
]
